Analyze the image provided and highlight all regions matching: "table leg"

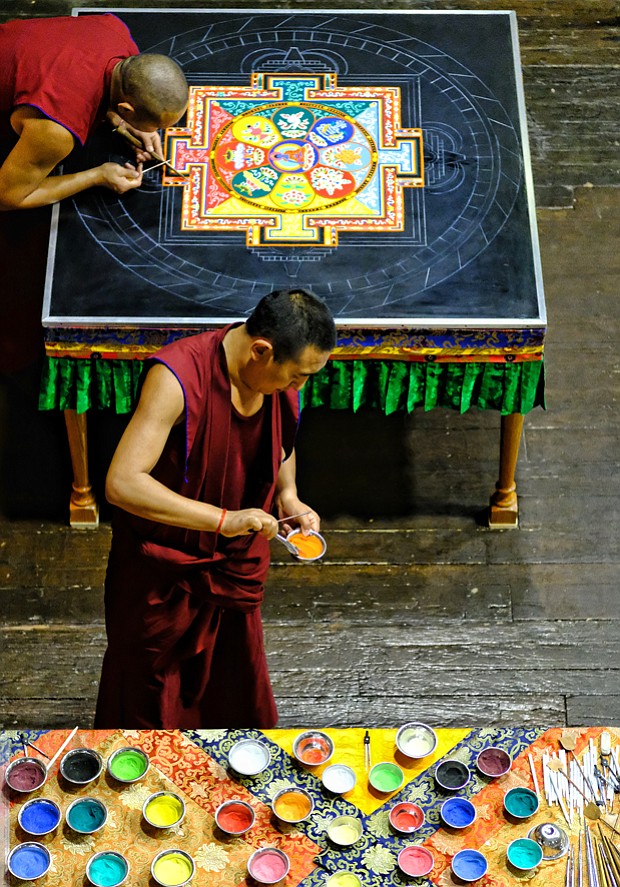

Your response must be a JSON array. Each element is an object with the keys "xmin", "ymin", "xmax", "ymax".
[
  {"xmin": 488, "ymin": 412, "xmax": 524, "ymax": 529},
  {"xmin": 64, "ymin": 409, "xmax": 99, "ymax": 528}
]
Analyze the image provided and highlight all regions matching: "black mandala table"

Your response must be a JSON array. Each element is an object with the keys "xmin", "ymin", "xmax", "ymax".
[{"xmin": 40, "ymin": 9, "xmax": 546, "ymax": 527}]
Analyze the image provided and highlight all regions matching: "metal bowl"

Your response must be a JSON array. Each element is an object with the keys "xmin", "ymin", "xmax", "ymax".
[
  {"xmin": 272, "ymin": 786, "xmax": 314, "ymax": 823},
  {"xmin": 65, "ymin": 797, "xmax": 108, "ymax": 835},
  {"xmin": 292, "ymin": 730, "xmax": 334, "ymax": 766},
  {"xmin": 396, "ymin": 722, "xmax": 438, "ymax": 758},
  {"xmin": 5, "ymin": 757, "xmax": 47, "ymax": 793},
  {"xmin": 151, "ymin": 849, "xmax": 195, "ymax": 887},
  {"xmin": 142, "ymin": 791, "xmax": 186, "ymax": 829},
  {"xmin": 107, "ymin": 746, "xmax": 149, "ymax": 783},
  {"xmin": 321, "ymin": 763, "xmax": 356, "ymax": 794},
  {"xmin": 527, "ymin": 822, "xmax": 570, "ymax": 860},
  {"xmin": 228, "ymin": 738, "xmax": 271, "ymax": 775},
  {"xmin": 247, "ymin": 847, "xmax": 290, "ymax": 885}
]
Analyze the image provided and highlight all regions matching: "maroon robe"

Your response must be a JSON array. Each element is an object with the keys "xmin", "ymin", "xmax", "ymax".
[{"xmin": 94, "ymin": 327, "xmax": 299, "ymax": 729}]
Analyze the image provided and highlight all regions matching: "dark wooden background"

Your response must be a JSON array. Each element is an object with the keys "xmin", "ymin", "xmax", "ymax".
[{"xmin": 0, "ymin": 0, "xmax": 619, "ymax": 729}]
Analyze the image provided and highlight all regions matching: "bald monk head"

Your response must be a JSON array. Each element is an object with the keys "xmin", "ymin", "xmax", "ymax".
[{"xmin": 112, "ymin": 54, "xmax": 188, "ymax": 131}]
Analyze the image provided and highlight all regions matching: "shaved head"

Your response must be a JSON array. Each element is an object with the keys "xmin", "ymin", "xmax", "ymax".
[{"xmin": 119, "ymin": 54, "xmax": 188, "ymax": 126}]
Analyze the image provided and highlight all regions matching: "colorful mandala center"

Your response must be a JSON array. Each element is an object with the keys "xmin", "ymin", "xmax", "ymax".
[{"xmin": 211, "ymin": 103, "xmax": 376, "ymax": 213}]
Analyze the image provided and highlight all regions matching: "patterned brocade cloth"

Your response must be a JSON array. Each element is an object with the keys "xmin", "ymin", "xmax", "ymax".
[{"xmin": 2, "ymin": 727, "xmax": 615, "ymax": 886}]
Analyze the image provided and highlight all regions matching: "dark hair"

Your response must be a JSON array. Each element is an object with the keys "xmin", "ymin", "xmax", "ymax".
[
  {"xmin": 246, "ymin": 289, "xmax": 336, "ymax": 362},
  {"xmin": 120, "ymin": 54, "xmax": 188, "ymax": 124}
]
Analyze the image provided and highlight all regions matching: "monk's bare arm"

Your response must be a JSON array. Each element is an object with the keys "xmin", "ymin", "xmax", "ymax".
[
  {"xmin": 0, "ymin": 111, "xmax": 144, "ymax": 210},
  {"xmin": 105, "ymin": 363, "xmax": 278, "ymax": 537},
  {"xmin": 275, "ymin": 449, "xmax": 320, "ymax": 535}
]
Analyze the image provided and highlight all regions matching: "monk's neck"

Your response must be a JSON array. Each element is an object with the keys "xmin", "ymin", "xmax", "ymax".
[{"xmin": 223, "ymin": 327, "xmax": 265, "ymax": 416}]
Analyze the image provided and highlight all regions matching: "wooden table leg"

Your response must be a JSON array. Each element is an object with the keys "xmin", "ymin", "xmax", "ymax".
[
  {"xmin": 488, "ymin": 412, "xmax": 524, "ymax": 529},
  {"xmin": 64, "ymin": 409, "xmax": 99, "ymax": 528}
]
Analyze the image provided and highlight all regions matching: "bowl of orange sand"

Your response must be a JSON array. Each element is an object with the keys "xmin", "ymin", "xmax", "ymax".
[{"xmin": 285, "ymin": 529, "xmax": 326, "ymax": 561}]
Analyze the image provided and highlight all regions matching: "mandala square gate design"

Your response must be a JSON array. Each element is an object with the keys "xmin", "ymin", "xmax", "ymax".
[{"xmin": 164, "ymin": 73, "xmax": 424, "ymax": 246}]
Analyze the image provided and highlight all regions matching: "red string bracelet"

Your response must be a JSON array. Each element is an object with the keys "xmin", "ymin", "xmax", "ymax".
[{"xmin": 215, "ymin": 508, "xmax": 227, "ymax": 535}]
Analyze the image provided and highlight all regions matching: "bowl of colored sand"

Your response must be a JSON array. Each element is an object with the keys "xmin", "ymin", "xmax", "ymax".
[
  {"xmin": 247, "ymin": 847, "xmax": 290, "ymax": 885},
  {"xmin": 368, "ymin": 761, "xmax": 404, "ymax": 794},
  {"xmin": 292, "ymin": 730, "xmax": 334, "ymax": 766},
  {"xmin": 325, "ymin": 874, "xmax": 363, "ymax": 887},
  {"xmin": 326, "ymin": 814, "xmax": 363, "ymax": 846},
  {"xmin": 107, "ymin": 746, "xmax": 149, "ymax": 783},
  {"xmin": 60, "ymin": 747, "xmax": 103, "ymax": 785},
  {"xmin": 151, "ymin": 849, "xmax": 195, "ymax": 887},
  {"xmin": 503, "ymin": 786, "xmax": 539, "ymax": 820},
  {"xmin": 7, "ymin": 842, "xmax": 51, "ymax": 881},
  {"xmin": 389, "ymin": 801, "xmax": 425, "ymax": 834},
  {"xmin": 143, "ymin": 791, "xmax": 186, "ymax": 829},
  {"xmin": 434, "ymin": 759, "xmax": 471, "ymax": 792},
  {"xmin": 398, "ymin": 845, "xmax": 434, "ymax": 878},
  {"xmin": 507, "ymin": 838, "xmax": 544, "ymax": 871},
  {"xmin": 272, "ymin": 786, "xmax": 314, "ymax": 823},
  {"xmin": 86, "ymin": 850, "xmax": 130, "ymax": 887},
  {"xmin": 285, "ymin": 528, "xmax": 327, "ymax": 561},
  {"xmin": 476, "ymin": 746, "xmax": 512, "ymax": 778},
  {"xmin": 396, "ymin": 722, "xmax": 438, "ymax": 759},
  {"xmin": 66, "ymin": 796, "xmax": 108, "ymax": 834},
  {"xmin": 215, "ymin": 799, "xmax": 255, "ymax": 835},
  {"xmin": 5, "ymin": 756, "xmax": 47, "ymax": 793},
  {"xmin": 18, "ymin": 797, "xmax": 62, "ymax": 836},
  {"xmin": 440, "ymin": 797, "xmax": 477, "ymax": 829},
  {"xmin": 321, "ymin": 763, "xmax": 357, "ymax": 795},
  {"xmin": 228, "ymin": 738, "xmax": 271, "ymax": 776},
  {"xmin": 451, "ymin": 849, "xmax": 488, "ymax": 882}
]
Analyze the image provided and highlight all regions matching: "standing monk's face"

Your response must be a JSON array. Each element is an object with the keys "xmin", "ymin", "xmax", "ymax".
[{"xmin": 249, "ymin": 344, "xmax": 331, "ymax": 394}]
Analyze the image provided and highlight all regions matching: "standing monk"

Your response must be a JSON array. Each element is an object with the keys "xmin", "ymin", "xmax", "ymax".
[
  {"xmin": 95, "ymin": 289, "xmax": 336, "ymax": 729},
  {"xmin": 0, "ymin": 13, "xmax": 188, "ymax": 210}
]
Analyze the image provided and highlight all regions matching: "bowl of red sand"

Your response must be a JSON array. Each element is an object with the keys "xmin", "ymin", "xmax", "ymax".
[
  {"xmin": 389, "ymin": 802, "xmax": 425, "ymax": 834},
  {"xmin": 285, "ymin": 529, "xmax": 326, "ymax": 561},
  {"xmin": 398, "ymin": 845, "xmax": 434, "ymax": 878},
  {"xmin": 247, "ymin": 847, "xmax": 290, "ymax": 885},
  {"xmin": 215, "ymin": 799, "xmax": 255, "ymax": 835},
  {"xmin": 292, "ymin": 730, "xmax": 334, "ymax": 766}
]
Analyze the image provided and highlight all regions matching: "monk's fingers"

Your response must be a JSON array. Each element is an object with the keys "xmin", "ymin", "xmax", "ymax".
[
  {"xmin": 99, "ymin": 162, "xmax": 143, "ymax": 194},
  {"xmin": 298, "ymin": 510, "xmax": 320, "ymax": 535}
]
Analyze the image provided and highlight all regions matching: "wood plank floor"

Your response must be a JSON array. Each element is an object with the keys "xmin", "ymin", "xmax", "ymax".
[
  {"xmin": 2, "ymin": 186, "xmax": 619, "ymax": 730},
  {"xmin": 1, "ymin": 0, "xmax": 619, "ymax": 730}
]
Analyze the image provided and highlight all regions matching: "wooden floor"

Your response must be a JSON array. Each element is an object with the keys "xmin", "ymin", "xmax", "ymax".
[
  {"xmin": 2, "ymin": 186, "xmax": 618, "ymax": 730},
  {"xmin": 1, "ymin": 0, "xmax": 619, "ymax": 730}
]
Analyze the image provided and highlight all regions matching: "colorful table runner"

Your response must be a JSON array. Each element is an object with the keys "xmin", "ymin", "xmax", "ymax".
[{"xmin": 3, "ymin": 726, "xmax": 611, "ymax": 886}]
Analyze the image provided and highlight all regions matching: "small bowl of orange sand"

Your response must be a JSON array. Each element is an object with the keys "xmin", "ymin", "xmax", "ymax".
[
  {"xmin": 272, "ymin": 787, "xmax": 314, "ymax": 823},
  {"xmin": 285, "ymin": 529, "xmax": 326, "ymax": 561}
]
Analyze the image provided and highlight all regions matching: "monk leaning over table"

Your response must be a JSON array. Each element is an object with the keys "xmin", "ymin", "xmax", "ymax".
[
  {"xmin": 0, "ymin": 13, "xmax": 188, "ymax": 210},
  {"xmin": 94, "ymin": 289, "xmax": 336, "ymax": 729}
]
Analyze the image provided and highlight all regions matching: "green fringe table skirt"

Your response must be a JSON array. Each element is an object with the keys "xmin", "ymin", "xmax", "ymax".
[{"xmin": 40, "ymin": 356, "xmax": 545, "ymax": 416}]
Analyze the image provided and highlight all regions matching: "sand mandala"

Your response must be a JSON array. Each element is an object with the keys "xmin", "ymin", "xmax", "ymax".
[{"xmin": 163, "ymin": 73, "xmax": 424, "ymax": 246}]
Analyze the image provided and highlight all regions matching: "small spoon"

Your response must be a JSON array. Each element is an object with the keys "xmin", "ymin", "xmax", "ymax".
[
  {"xmin": 275, "ymin": 533, "xmax": 301, "ymax": 556},
  {"xmin": 585, "ymin": 806, "xmax": 620, "ymax": 838},
  {"xmin": 560, "ymin": 732, "xmax": 577, "ymax": 751}
]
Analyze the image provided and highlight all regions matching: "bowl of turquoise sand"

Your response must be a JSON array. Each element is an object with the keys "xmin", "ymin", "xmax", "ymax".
[
  {"xmin": 507, "ymin": 838, "xmax": 544, "ymax": 871},
  {"xmin": 86, "ymin": 851, "xmax": 129, "ymax": 887},
  {"xmin": 503, "ymin": 786, "xmax": 539, "ymax": 820}
]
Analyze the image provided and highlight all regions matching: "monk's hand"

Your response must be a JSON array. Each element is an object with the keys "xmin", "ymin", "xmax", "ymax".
[
  {"xmin": 219, "ymin": 508, "xmax": 279, "ymax": 540},
  {"xmin": 131, "ymin": 127, "xmax": 164, "ymax": 161},
  {"xmin": 98, "ymin": 161, "xmax": 143, "ymax": 194},
  {"xmin": 278, "ymin": 500, "xmax": 320, "ymax": 537}
]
